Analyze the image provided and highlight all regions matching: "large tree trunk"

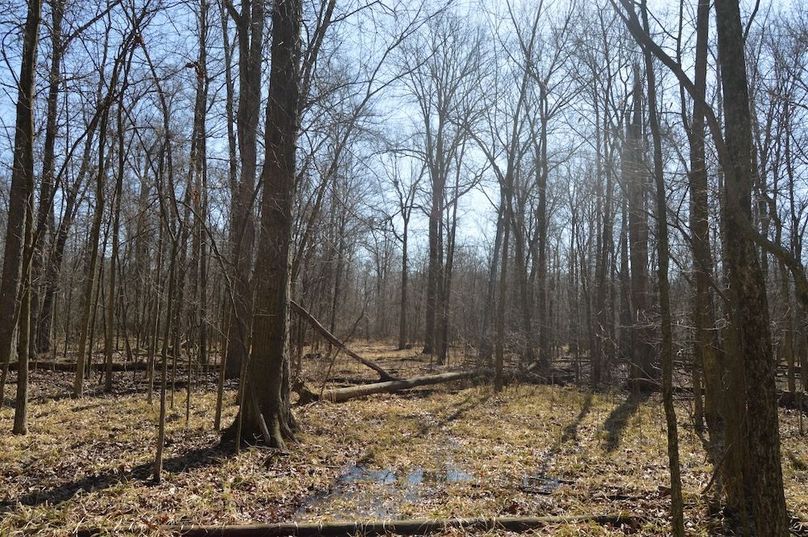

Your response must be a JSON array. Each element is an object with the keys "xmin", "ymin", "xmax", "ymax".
[
  {"xmin": 0, "ymin": 0, "xmax": 42, "ymax": 411},
  {"xmin": 438, "ymin": 179, "xmax": 459, "ymax": 365},
  {"xmin": 535, "ymin": 86, "xmax": 550, "ymax": 373},
  {"xmin": 714, "ymin": 0, "xmax": 788, "ymax": 532},
  {"xmin": 228, "ymin": 0, "xmax": 303, "ymax": 449}
]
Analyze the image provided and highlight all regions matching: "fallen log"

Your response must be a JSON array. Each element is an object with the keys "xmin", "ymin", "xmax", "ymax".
[
  {"xmin": 5, "ymin": 360, "xmax": 149, "ymax": 373},
  {"xmin": 171, "ymin": 514, "xmax": 641, "ymax": 536},
  {"xmin": 297, "ymin": 370, "xmax": 478, "ymax": 404},
  {"xmin": 289, "ymin": 300, "xmax": 397, "ymax": 381},
  {"xmin": 779, "ymin": 391, "xmax": 807, "ymax": 412}
]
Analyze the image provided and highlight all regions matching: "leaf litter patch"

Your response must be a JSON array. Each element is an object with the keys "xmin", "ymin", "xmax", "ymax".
[{"xmin": 1, "ymin": 343, "xmax": 807, "ymax": 535}]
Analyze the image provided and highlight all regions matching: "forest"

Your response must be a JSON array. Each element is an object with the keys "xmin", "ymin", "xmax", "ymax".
[{"xmin": 0, "ymin": 0, "xmax": 807, "ymax": 535}]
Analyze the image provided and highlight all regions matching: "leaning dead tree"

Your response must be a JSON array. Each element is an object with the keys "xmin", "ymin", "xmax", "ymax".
[{"xmin": 290, "ymin": 300, "xmax": 397, "ymax": 381}]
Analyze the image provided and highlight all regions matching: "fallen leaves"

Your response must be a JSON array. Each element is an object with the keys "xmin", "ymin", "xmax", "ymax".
[{"xmin": 0, "ymin": 345, "xmax": 806, "ymax": 536}]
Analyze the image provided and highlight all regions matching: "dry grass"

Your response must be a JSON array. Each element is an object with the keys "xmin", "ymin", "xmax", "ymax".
[{"xmin": 0, "ymin": 343, "xmax": 806, "ymax": 536}]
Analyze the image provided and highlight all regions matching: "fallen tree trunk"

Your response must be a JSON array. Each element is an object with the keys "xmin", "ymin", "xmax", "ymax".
[
  {"xmin": 297, "ymin": 370, "xmax": 478, "ymax": 404},
  {"xmin": 289, "ymin": 300, "xmax": 397, "ymax": 381},
  {"xmin": 779, "ymin": 391, "xmax": 807, "ymax": 412},
  {"xmin": 171, "ymin": 514, "xmax": 641, "ymax": 536},
  {"xmin": 6, "ymin": 360, "xmax": 149, "ymax": 373}
]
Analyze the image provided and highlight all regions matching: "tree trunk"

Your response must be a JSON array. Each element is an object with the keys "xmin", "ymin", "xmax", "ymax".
[
  {"xmin": 625, "ymin": 64, "xmax": 654, "ymax": 392},
  {"xmin": 172, "ymin": 514, "xmax": 642, "ymax": 537},
  {"xmin": 30, "ymin": 0, "xmax": 63, "ymax": 356},
  {"xmin": 423, "ymin": 144, "xmax": 446, "ymax": 356},
  {"xmin": 228, "ymin": 0, "xmax": 303, "ymax": 448},
  {"xmin": 535, "ymin": 85, "xmax": 550, "ymax": 373},
  {"xmin": 298, "ymin": 371, "xmax": 476, "ymax": 404},
  {"xmin": 225, "ymin": 0, "xmax": 264, "ymax": 380},
  {"xmin": 105, "ymin": 101, "xmax": 127, "ymax": 393},
  {"xmin": 398, "ymin": 217, "xmax": 409, "ymax": 350},
  {"xmin": 714, "ymin": 0, "xmax": 788, "ymax": 532},
  {"xmin": 642, "ymin": 7, "xmax": 684, "ymax": 531},
  {"xmin": 0, "ymin": 0, "xmax": 42, "ymax": 410},
  {"xmin": 290, "ymin": 300, "xmax": 396, "ymax": 381},
  {"xmin": 494, "ymin": 195, "xmax": 511, "ymax": 393},
  {"xmin": 479, "ymin": 193, "xmax": 504, "ymax": 365}
]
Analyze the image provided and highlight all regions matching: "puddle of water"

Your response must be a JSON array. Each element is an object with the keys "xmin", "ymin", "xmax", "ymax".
[
  {"xmin": 340, "ymin": 465, "xmax": 397, "ymax": 485},
  {"xmin": 405, "ymin": 468, "xmax": 423, "ymax": 484},
  {"xmin": 298, "ymin": 433, "xmax": 473, "ymax": 519},
  {"xmin": 521, "ymin": 474, "xmax": 565, "ymax": 495},
  {"xmin": 446, "ymin": 465, "xmax": 473, "ymax": 483},
  {"xmin": 296, "ymin": 462, "xmax": 474, "ymax": 519}
]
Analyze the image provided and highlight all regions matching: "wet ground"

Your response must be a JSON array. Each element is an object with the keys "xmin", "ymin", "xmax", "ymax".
[{"xmin": 295, "ymin": 434, "xmax": 475, "ymax": 519}]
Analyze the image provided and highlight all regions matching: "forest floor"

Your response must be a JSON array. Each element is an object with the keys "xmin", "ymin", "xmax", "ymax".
[{"xmin": 1, "ymin": 342, "xmax": 807, "ymax": 536}]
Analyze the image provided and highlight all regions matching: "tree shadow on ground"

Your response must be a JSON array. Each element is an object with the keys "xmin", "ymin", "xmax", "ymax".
[
  {"xmin": 416, "ymin": 391, "xmax": 491, "ymax": 437},
  {"xmin": 0, "ymin": 443, "xmax": 228, "ymax": 511},
  {"xmin": 562, "ymin": 392, "xmax": 593, "ymax": 443},
  {"xmin": 603, "ymin": 391, "xmax": 651, "ymax": 452}
]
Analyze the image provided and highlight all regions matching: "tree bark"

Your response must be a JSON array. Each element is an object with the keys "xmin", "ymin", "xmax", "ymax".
[
  {"xmin": 625, "ymin": 64, "xmax": 655, "ymax": 392},
  {"xmin": 225, "ymin": 0, "xmax": 264, "ymax": 379},
  {"xmin": 714, "ymin": 0, "xmax": 788, "ymax": 532},
  {"xmin": 298, "ymin": 370, "xmax": 477, "ymax": 404},
  {"xmin": 642, "ymin": 6, "xmax": 684, "ymax": 531},
  {"xmin": 0, "ymin": 0, "xmax": 42, "ymax": 411},
  {"xmin": 398, "ymin": 215, "xmax": 409, "ymax": 350},
  {"xmin": 228, "ymin": 0, "xmax": 303, "ymax": 448},
  {"xmin": 30, "ymin": 0, "xmax": 63, "ymax": 356}
]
